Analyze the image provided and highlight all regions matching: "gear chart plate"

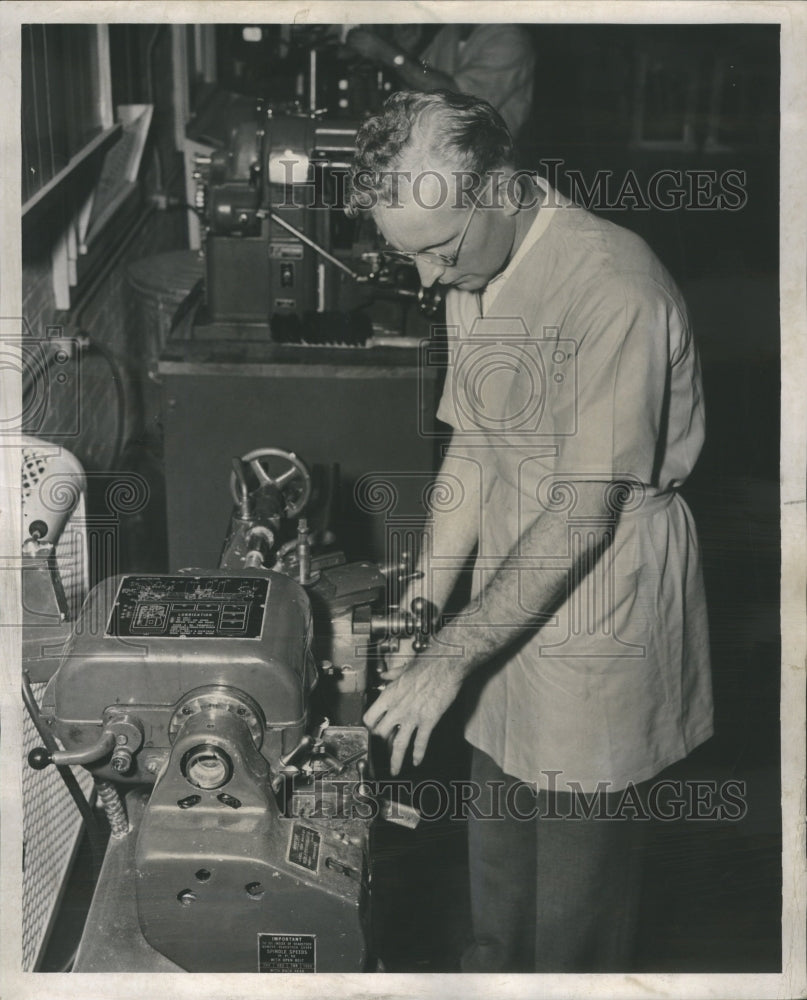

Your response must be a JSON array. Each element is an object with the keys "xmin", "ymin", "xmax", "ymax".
[{"xmin": 106, "ymin": 576, "xmax": 269, "ymax": 639}]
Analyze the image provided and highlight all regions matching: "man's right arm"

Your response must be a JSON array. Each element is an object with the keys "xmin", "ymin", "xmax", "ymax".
[
  {"xmin": 346, "ymin": 28, "xmax": 456, "ymax": 92},
  {"xmin": 382, "ymin": 433, "xmax": 480, "ymax": 678},
  {"xmin": 410, "ymin": 433, "xmax": 480, "ymax": 615}
]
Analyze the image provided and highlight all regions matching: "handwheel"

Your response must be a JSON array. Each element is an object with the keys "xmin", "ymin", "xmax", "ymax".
[{"xmin": 229, "ymin": 447, "xmax": 312, "ymax": 518}]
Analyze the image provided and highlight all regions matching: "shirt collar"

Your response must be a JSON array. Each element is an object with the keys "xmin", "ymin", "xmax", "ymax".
[{"xmin": 481, "ymin": 177, "xmax": 565, "ymax": 315}]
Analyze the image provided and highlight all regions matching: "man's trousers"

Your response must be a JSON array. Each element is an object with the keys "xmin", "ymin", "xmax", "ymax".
[{"xmin": 460, "ymin": 745, "xmax": 648, "ymax": 972}]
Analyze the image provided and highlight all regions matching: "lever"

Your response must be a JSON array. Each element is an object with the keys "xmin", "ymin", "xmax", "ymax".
[
  {"xmin": 313, "ymin": 747, "xmax": 368, "ymax": 779},
  {"xmin": 231, "ymin": 458, "xmax": 251, "ymax": 518},
  {"xmin": 410, "ymin": 596, "xmax": 433, "ymax": 653},
  {"xmin": 355, "ymin": 758, "xmax": 372, "ymax": 799},
  {"xmin": 297, "ymin": 517, "xmax": 311, "ymax": 585},
  {"xmin": 279, "ymin": 734, "xmax": 314, "ymax": 768},
  {"xmin": 266, "ymin": 211, "xmax": 362, "ymax": 281},
  {"xmin": 27, "ymin": 730, "xmax": 116, "ymax": 769},
  {"xmin": 379, "ymin": 551, "xmax": 421, "ymax": 583}
]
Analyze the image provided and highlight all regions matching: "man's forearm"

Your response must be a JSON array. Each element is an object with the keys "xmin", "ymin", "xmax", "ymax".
[
  {"xmin": 350, "ymin": 31, "xmax": 456, "ymax": 93},
  {"xmin": 394, "ymin": 56, "xmax": 456, "ymax": 93},
  {"xmin": 435, "ymin": 480, "xmax": 615, "ymax": 682},
  {"xmin": 364, "ymin": 480, "xmax": 616, "ymax": 773},
  {"xmin": 400, "ymin": 442, "xmax": 481, "ymax": 619}
]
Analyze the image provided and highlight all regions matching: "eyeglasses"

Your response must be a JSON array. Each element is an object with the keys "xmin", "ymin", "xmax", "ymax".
[{"xmin": 381, "ymin": 200, "xmax": 479, "ymax": 268}]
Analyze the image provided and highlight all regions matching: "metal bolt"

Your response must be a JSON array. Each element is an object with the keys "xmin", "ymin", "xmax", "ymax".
[
  {"xmin": 115, "ymin": 734, "xmax": 129, "ymax": 746},
  {"xmin": 110, "ymin": 749, "xmax": 133, "ymax": 774},
  {"xmin": 177, "ymin": 889, "xmax": 197, "ymax": 906}
]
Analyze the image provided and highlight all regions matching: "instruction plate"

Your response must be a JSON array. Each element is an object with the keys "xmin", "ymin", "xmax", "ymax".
[
  {"xmin": 287, "ymin": 823, "xmax": 321, "ymax": 872},
  {"xmin": 106, "ymin": 575, "xmax": 268, "ymax": 639},
  {"xmin": 258, "ymin": 933, "xmax": 316, "ymax": 973}
]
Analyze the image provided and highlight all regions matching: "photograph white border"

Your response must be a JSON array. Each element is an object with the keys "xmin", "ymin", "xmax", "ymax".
[{"xmin": 1, "ymin": 3, "xmax": 804, "ymax": 998}]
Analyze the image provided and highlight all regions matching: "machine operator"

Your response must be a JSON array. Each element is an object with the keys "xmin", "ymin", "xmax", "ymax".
[
  {"xmin": 346, "ymin": 23, "xmax": 534, "ymax": 136},
  {"xmin": 350, "ymin": 90, "xmax": 713, "ymax": 972}
]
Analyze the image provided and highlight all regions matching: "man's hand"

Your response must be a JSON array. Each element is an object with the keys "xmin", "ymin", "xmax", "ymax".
[{"xmin": 363, "ymin": 656, "xmax": 465, "ymax": 775}]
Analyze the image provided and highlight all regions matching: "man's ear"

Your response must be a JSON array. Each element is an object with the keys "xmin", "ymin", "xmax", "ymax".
[{"xmin": 492, "ymin": 169, "xmax": 521, "ymax": 217}]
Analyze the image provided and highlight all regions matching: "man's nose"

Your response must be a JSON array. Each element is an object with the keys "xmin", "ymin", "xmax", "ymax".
[{"xmin": 415, "ymin": 258, "xmax": 446, "ymax": 288}]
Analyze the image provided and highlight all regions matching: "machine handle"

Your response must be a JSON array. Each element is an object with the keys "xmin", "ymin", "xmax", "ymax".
[
  {"xmin": 355, "ymin": 758, "xmax": 373, "ymax": 799},
  {"xmin": 27, "ymin": 731, "xmax": 117, "ymax": 769},
  {"xmin": 410, "ymin": 596, "xmax": 434, "ymax": 653},
  {"xmin": 27, "ymin": 746, "xmax": 53, "ymax": 770},
  {"xmin": 228, "ymin": 447, "xmax": 312, "ymax": 519},
  {"xmin": 232, "ymin": 457, "xmax": 251, "ymax": 517},
  {"xmin": 279, "ymin": 734, "xmax": 314, "ymax": 768},
  {"xmin": 266, "ymin": 211, "xmax": 362, "ymax": 281}
]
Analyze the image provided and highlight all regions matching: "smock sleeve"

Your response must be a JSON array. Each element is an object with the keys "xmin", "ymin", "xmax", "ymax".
[{"xmin": 548, "ymin": 271, "xmax": 697, "ymax": 489}]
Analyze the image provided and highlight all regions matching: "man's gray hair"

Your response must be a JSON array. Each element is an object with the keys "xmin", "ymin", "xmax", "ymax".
[{"xmin": 346, "ymin": 90, "xmax": 513, "ymax": 216}]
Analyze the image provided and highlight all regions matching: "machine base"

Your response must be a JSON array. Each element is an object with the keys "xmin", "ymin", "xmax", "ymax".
[{"xmin": 73, "ymin": 791, "xmax": 182, "ymax": 972}]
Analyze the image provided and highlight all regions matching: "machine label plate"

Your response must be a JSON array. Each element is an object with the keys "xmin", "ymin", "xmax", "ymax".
[
  {"xmin": 269, "ymin": 241, "xmax": 304, "ymax": 260},
  {"xmin": 106, "ymin": 576, "xmax": 268, "ymax": 639},
  {"xmin": 258, "ymin": 933, "xmax": 316, "ymax": 973},
  {"xmin": 287, "ymin": 823, "xmax": 321, "ymax": 872}
]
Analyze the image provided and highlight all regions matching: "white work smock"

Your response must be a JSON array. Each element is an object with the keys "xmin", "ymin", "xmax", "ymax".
[{"xmin": 436, "ymin": 182, "xmax": 713, "ymax": 792}]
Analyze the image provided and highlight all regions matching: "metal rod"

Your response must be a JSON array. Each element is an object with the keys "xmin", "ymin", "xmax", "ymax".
[
  {"xmin": 21, "ymin": 670, "xmax": 105, "ymax": 873},
  {"xmin": 314, "ymin": 747, "xmax": 368, "ymax": 779},
  {"xmin": 50, "ymin": 731, "xmax": 116, "ymax": 767},
  {"xmin": 267, "ymin": 211, "xmax": 361, "ymax": 280}
]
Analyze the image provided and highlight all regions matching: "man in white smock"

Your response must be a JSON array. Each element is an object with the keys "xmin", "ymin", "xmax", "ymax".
[{"xmin": 350, "ymin": 90, "xmax": 712, "ymax": 971}]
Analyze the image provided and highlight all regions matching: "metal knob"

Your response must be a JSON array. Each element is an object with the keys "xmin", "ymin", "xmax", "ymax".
[{"xmin": 27, "ymin": 747, "xmax": 52, "ymax": 770}]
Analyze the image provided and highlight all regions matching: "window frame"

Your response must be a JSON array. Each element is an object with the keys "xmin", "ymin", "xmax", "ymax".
[{"xmin": 21, "ymin": 23, "xmax": 217, "ymax": 311}]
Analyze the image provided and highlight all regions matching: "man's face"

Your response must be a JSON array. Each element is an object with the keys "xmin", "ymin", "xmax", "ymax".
[{"xmin": 371, "ymin": 163, "xmax": 517, "ymax": 293}]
